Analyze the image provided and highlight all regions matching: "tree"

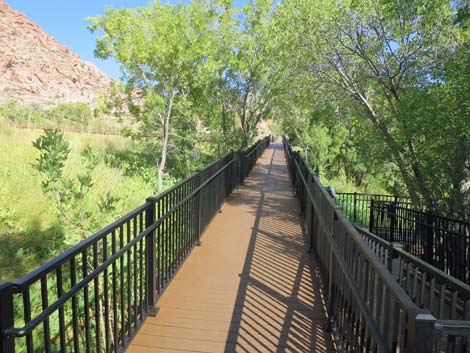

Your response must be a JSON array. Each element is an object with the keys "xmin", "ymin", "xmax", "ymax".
[
  {"xmin": 89, "ymin": 1, "xmax": 222, "ymax": 192},
  {"xmin": 273, "ymin": 0, "xmax": 470, "ymax": 215},
  {"xmin": 221, "ymin": 0, "xmax": 280, "ymax": 149}
]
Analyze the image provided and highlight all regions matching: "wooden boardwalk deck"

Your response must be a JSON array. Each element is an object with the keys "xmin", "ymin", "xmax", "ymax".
[{"xmin": 127, "ymin": 144, "xmax": 336, "ymax": 353}]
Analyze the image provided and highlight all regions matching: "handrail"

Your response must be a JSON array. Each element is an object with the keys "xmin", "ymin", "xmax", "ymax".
[
  {"xmin": 5, "ymin": 223, "xmax": 153, "ymax": 338},
  {"xmin": 147, "ymin": 150, "xmax": 233, "ymax": 203},
  {"xmin": 285, "ymin": 135, "xmax": 470, "ymax": 352},
  {"xmin": 283, "ymin": 135, "xmax": 440, "ymax": 353},
  {"xmin": 5, "ymin": 157, "xmax": 239, "ymax": 338},
  {"xmin": 11, "ymin": 202, "xmax": 150, "ymax": 288},
  {"xmin": 0, "ymin": 136, "xmax": 271, "ymax": 353},
  {"xmin": 357, "ymin": 226, "xmax": 470, "ymax": 290},
  {"xmin": 335, "ymin": 191, "xmax": 414, "ymax": 227},
  {"xmin": 337, "ymin": 191, "xmax": 409, "ymax": 198},
  {"xmin": 356, "ymin": 226, "xmax": 470, "ymax": 321},
  {"xmin": 285, "ymin": 137, "xmax": 421, "ymax": 311},
  {"xmin": 369, "ymin": 200, "xmax": 470, "ymax": 282}
]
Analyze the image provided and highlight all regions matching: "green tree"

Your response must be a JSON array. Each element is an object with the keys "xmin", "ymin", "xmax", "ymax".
[
  {"xmin": 89, "ymin": 1, "xmax": 224, "ymax": 192},
  {"xmin": 219, "ymin": 0, "xmax": 280, "ymax": 149},
  {"xmin": 273, "ymin": 0, "xmax": 470, "ymax": 216}
]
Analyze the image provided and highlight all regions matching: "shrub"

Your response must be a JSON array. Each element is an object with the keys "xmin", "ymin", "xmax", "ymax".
[
  {"xmin": 46, "ymin": 102, "xmax": 92, "ymax": 126},
  {"xmin": 0, "ymin": 100, "xmax": 44, "ymax": 124}
]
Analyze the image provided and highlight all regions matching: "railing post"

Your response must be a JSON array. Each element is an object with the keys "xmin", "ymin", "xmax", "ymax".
[
  {"xmin": 389, "ymin": 202, "xmax": 397, "ymax": 242},
  {"xmin": 195, "ymin": 170, "xmax": 202, "ymax": 246},
  {"xmin": 0, "ymin": 282, "xmax": 15, "ymax": 353},
  {"xmin": 229, "ymin": 151, "xmax": 235, "ymax": 194},
  {"xmin": 145, "ymin": 198, "xmax": 158, "ymax": 316},
  {"xmin": 369, "ymin": 199, "xmax": 375, "ymax": 233},
  {"xmin": 293, "ymin": 152, "xmax": 300, "ymax": 194},
  {"xmin": 325, "ymin": 205, "xmax": 342, "ymax": 332},
  {"xmin": 237, "ymin": 152, "xmax": 245, "ymax": 185},
  {"xmin": 353, "ymin": 191, "xmax": 357, "ymax": 224},
  {"xmin": 406, "ymin": 313, "xmax": 436, "ymax": 353},
  {"xmin": 388, "ymin": 242, "xmax": 403, "ymax": 275},
  {"xmin": 424, "ymin": 211, "xmax": 435, "ymax": 265},
  {"xmin": 306, "ymin": 174, "xmax": 314, "ymax": 253}
]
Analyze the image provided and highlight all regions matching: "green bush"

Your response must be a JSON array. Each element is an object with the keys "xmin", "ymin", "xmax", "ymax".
[
  {"xmin": 0, "ymin": 100, "xmax": 44, "ymax": 124},
  {"xmin": 46, "ymin": 102, "xmax": 92, "ymax": 126}
]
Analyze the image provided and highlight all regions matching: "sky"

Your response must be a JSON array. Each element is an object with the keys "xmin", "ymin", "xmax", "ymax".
[{"xmin": 5, "ymin": 0, "xmax": 248, "ymax": 80}]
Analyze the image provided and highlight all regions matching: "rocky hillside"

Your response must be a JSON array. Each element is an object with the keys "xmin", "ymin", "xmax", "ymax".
[{"xmin": 0, "ymin": 0, "xmax": 111, "ymax": 106}]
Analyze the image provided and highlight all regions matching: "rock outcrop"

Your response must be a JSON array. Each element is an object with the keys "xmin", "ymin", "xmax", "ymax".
[{"xmin": 0, "ymin": 0, "xmax": 111, "ymax": 106}]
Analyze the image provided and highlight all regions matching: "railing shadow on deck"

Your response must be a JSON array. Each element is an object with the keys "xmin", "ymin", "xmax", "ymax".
[{"xmin": 223, "ymin": 144, "xmax": 335, "ymax": 352}]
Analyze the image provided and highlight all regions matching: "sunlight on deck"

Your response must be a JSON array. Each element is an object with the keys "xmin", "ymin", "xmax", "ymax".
[{"xmin": 126, "ymin": 144, "xmax": 336, "ymax": 353}]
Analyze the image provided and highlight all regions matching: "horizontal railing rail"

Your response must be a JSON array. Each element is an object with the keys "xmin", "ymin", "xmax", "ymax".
[
  {"xmin": 0, "ymin": 136, "xmax": 270, "ymax": 353},
  {"xmin": 283, "ymin": 135, "xmax": 469, "ymax": 353},
  {"xmin": 434, "ymin": 320, "xmax": 470, "ymax": 352}
]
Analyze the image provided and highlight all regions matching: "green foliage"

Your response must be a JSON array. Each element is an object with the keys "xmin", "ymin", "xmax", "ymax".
[
  {"xmin": 46, "ymin": 102, "xmax": 92, "ymax": 125},
  {"xmin": 3, "ymin": 0, "xmax": 469, "ymax": 282},
  {"xmin": 88, "ymin": 0, "xmax": 280, "ymax": 190},
  {"xmin": 0, "ymin": 101, "xmax": 95, "ymax": 128},
  {"xmin": 0, "ymin": 100, "xmax": 45, "ymax": 124},
  {"xmin": 93, "ymin": 82, "xmax": 127, "ymax": 118},
  {"xmin": 32, "ymin": 130, "xmax": 122, "ymax": 246},
  {"xmin": 104, "ymin": 146, "xmax": 157, "ymax": 188},
  {"xmin": 89, "ymin": 0, "xmax": 225, "ymax": 191},
  {"xmin": 32, "ymin": 130, "xmax": 71, "ymax": 192},
  {"xmin": 272, "ymin": 0, "xmax": 470, "ymax": 217},
  {"xmin": 0, "ymin": 207, "xmax": 15, "ymax": 234},
  {"xmin": 0, "ymin": 123, "xmax": 154, "ymax": 280}
]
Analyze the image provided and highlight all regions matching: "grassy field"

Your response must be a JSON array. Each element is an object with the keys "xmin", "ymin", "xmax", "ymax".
[{"xmin": 0, "ymin": 120, "xmax": 154, "ymax": 280}]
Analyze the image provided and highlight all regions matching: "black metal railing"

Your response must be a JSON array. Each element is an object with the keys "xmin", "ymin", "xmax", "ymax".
[
  {"xmin": 0, "ymin": 136, "xmax": 270, "ymax": 353},
  {"xmin": 283, "ymin": 135, "xmax": 470, "ymax": 353},
  {"xmin": 369, "ymin": 201, "xmax": 470, "ymax": 284},
  {"xmin": 336, "ymin": 192, "xmax": 414, "ymax": 227},
  {"xmin": 336, "ymin": 191, "xmax": 470, "ymax": 284}
]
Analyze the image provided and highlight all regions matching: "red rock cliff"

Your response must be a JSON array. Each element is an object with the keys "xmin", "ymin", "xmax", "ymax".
[{"xmin": 0, "ymin": 0, "xmax": 111, "ymax": 106}]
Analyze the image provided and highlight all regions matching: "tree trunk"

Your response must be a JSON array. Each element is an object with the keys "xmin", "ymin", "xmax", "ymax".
[
  {"xmin": 346, "ymin": 83, "xmax": 434, "ymax": 208},
  {"xmin": 157, "ymin": 91, "xmax": 175, "ymax": 193}
]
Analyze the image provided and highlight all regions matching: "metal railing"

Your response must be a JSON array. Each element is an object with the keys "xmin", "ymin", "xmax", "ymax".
[
  {"xmin": 336, "ymin": 192, "xmax": 414, "ymax": 227},
  {"xmin": 369, "ymin": 201, "xmax": 470, "ymax": 284},
  {"xmin": 356, "ymin": 226, "xmax": 470, "ymax": 351},
  {"xmin": 283, "ymin": 135, "xmax": 470, "ymax": 353},
  {"xmin": 336, "ymin": 191, "xmax": 470, "ymax": 284},
  {"xmin": 0, "ymin": 136, "xmax": 270, "ymax": 353}
]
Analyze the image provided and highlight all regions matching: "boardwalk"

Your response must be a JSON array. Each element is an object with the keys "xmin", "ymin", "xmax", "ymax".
[{"xmin": 127, "ymin": 144, "xmax": 336, "ymax": 353}]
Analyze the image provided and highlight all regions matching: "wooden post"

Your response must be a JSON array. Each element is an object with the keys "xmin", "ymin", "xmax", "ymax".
[
  {"xmin": 388, "ymin": 242, "xmax": 403, "ymax": 275},
  {"xmin": 407, "ymin": 313, "xmax": 436, "ymax": 353}
]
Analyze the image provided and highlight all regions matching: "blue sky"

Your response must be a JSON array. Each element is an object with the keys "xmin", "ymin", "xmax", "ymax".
[{"xmin": 5, "ymin": 0, "xmax": 248, "ymax": 80}]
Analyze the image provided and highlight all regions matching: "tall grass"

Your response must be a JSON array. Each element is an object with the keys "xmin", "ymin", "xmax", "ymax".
[{"xmin": 0, "ymin": 121, "xmax": 154, "ymax": 280}]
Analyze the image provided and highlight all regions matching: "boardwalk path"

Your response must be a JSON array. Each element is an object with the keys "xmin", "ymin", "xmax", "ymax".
[{"xmin": 127, "ymin": 144, "xmax": 336, "ymax": 353}]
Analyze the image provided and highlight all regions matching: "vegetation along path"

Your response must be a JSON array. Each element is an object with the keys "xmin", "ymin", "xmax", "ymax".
[{"xmin": 127, "ymin": 144, "xmax": 336, "ymax": 353}]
